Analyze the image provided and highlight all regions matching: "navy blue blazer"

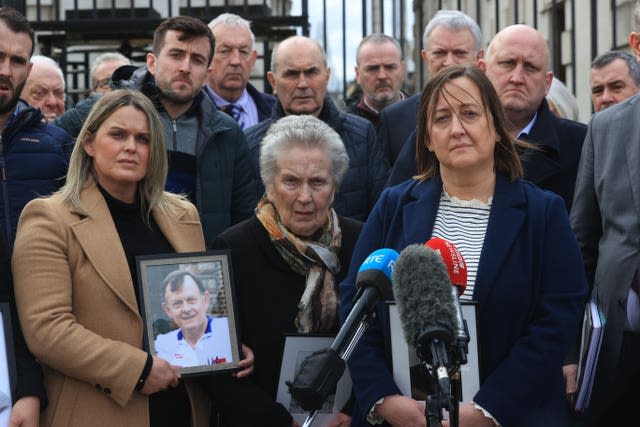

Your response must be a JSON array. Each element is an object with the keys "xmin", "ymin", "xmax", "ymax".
[
  {"xmin": 246, "ymin": 82, "xmax": 276, "ymax": 122},
  {"xmin": 386, "ymin": 99, "xmax": 586, "ymax": 212},
  {"xmin": 377, "ymin": 94, "xmax": 420, "ymax": 166},
  {"xmin": 339, "ymin": 174, "xmax": 587, "ymax": 427}
]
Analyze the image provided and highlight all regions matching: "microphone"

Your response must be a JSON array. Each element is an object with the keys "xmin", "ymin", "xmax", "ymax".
[
  {"xmin": 331, "ymin": 247, "xmax": 398, "ymax": 354},
  {"xmin": 287, "ymin": 248, "xmax": 398, "ymax": 411},
  {"xmin": 425, "ymin": 238, "xmax": 470, "ymax": 364},
  {"xmin": 393, "ymin": 243, "xmax": 458, "ymax": 394}
]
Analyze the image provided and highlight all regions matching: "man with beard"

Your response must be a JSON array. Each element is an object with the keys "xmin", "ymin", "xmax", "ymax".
[
  {"xmin": 346, "ymin": 33, "xmax": 406, "ymax": 130},
  {"xmin": 55, "ymin": 16, "xmax": 257, "ymax": 244},
  {"xmin": 0, "ymin": 7, "xmax": 72, "ymax": 427},
  {"xmin": 0, "ymin": 8, "xmax": 72, "ymax": 249}
]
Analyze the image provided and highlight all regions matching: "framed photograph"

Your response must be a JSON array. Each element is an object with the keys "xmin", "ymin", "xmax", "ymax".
[
  {"xmin": 136, "ymin": 251, "xmax": 241, "ymax": 376},
  {"xmin": 276, "ymin": 335, "xmax": 352, "ymax": 426},
  {"xmin": 387, "ymin": 301, "xmax": 480, "ymax": 404},
  {"xmin": 0, "ymin": 303, "xmax": 16, "ymax": 427}
]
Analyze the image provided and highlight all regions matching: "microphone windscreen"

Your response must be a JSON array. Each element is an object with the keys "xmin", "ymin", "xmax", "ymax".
[
  {"xmin": 425, "ymin": 237, "xmax": 467, "ymax": 295},
  {"xmin": 392, "ymin": 244, "xmax": 457, "ymax": 347}
]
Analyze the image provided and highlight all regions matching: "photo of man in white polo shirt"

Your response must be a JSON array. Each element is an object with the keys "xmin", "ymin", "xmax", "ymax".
[{"xmin": 154, "ymin": 270, "xmax": 233, "ymax": 367}]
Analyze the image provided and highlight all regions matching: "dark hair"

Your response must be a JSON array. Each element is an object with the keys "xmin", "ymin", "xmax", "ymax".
[
  {"xmin": 592, "ymin": 50, "xmax": 640, "ymax": 87},
  {"xmin": 162, "ymin": 270, "xmax": 206, "ymax": 300},
  {"xmin": 152, "ymin": 16, "xmax": 215, "ymax": 65},
  {"xmin": 0, "ymin": 7, "xmax": 35, "ymax": 56},
  {"xmin": 415, "ymin": 64, "xmax": 523, "ymax": 181}
]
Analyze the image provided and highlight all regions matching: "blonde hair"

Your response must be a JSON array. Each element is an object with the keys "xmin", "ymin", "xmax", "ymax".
[{"xmin": 58, "ymin": 88, "xmax": 185, "ymax": 221}]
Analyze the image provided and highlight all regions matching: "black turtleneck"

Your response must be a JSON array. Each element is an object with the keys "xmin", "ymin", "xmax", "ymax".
[{"xmin": 97, "ymin": 185, "xmax": 190, "ymax": 427}]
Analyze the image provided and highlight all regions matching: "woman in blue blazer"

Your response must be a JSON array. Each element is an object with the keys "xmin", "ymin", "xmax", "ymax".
[{"xmin": 340, "ymin": 65, "xmax": 587, "ymax": 427}]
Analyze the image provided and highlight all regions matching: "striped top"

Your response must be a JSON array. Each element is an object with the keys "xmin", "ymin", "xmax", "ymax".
[{"xmin": 431, "ymin": 189, "xmax": 491, "ymax": 301}]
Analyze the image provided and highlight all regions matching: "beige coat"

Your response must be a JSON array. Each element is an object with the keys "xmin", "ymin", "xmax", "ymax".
[{"xmin": 13, "ymin": 183, "xmax": 209, "ymax": 427}]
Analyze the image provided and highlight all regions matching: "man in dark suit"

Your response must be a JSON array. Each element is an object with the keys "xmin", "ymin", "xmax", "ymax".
[
  {"xmin": 205, "ymin": 13, "xmax": 275, "ymax": 129},
  {"xmin": 389, "ymin": 25, "xmax": 585, "ymax": 213},
  {"xmin": 570, "ymin": 2, "xmax": 640, "ymax": 423},
  {"xmin": 378, "ymin": 9, "xmax": 483, "ymax": 166}
]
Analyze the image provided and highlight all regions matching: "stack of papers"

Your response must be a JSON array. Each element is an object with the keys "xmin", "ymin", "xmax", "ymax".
[{"xmin": 575, "ymin": 298, "xmax": 605, "ymax": 411}]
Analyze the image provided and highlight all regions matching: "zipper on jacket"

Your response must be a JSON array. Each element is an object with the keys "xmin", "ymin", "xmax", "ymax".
[
  {"xmin": 172, "ymin": 119, "xmax": 177, "ymax": 151},
  {"xmin": 0, "ymin": 149, "xmax": 13, "ymax": 247}
]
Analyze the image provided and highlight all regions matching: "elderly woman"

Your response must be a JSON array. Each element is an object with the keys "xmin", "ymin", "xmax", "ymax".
[
  {"xmin": 340, "ymin": 65, "xmax": 587, "ymax": 427},
  {"xmin": 212, "ymin": 115, "xmax": 361, "ymax": 427},
  {"xmin": 11, "ymin": 89, "xmax": 251, "ymax": 427}
]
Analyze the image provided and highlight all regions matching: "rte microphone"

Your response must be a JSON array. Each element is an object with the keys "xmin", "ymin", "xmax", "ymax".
[
  {"xmin": 393, "ymin": 243, "xmax": 458, "ymax": 395},
  {"xmin": 287, "ymin": 248, "xmax": 398, "ymax": 411},
  {"xmin": 425, "ymin": 238, "xmax": 470, "ymax": 364},
  {"xmin": 332, "ymin": 248, "xmax": 398, "ymax": 355}
]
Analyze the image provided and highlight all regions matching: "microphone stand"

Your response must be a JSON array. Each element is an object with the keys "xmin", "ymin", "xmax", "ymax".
[
  {"xmin": 296, "ymin": 309, "xmax": 377, "ymax": 427},
  {"xmin": 302, "ymin": 410, "xmax": 318, "ymax": 427},
  {"xmin": 424, "ymin": 366, "xmax": 454, "ymax": 427},
  {"xmin": 417, "ymin": 328, "xmax": 462, "ymax": 427}
]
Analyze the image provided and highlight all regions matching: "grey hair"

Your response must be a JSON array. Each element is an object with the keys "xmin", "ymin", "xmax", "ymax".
[
  {"xmin": 90, "ymin": 52, "xmax": 131, "ymax": 85},
  {"xmin": 260, "ymin": 115, "xmax": 349, "ymax": 189},
  {"xmin": 30, "ymin": 55, "xmax": 65, "ymax": 90},
  {"xmin": 423, "ymin": 10, "xmax": 482, "ymax": 52},
  {"xmin": 592, "ymin": 50, "xmax": 640, "ymax": 87},
  {"xmin": 270, "ymin": 36, "xmax": 328, "ymax": 73},
  {"xmin": 636, "ymin": 0, "xmax": 640, "ymax": 32},
  {"xmin": 208, "ymin": 13, "xmax": 255, "ymax": 47},
  {"xmin": 355, "ymin": 33, "xmax": 403, "ymax": 65}
]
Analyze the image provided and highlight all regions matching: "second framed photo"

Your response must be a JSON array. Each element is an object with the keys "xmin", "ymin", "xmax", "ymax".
[
  {"xmin": 275, "ymin": 334, "xmax": 352, "ymax": 426},
  {"xmin": 136, "ymin": 251, "xmax": 241, "ymax": 376},
  {"xmin": 387, "ymin": 301, "xmax": 480, "ymax": 404}
]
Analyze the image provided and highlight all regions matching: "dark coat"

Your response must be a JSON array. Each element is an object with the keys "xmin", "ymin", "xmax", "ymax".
[
  {"xmin": 2, "ymin": 102, "xmax": 72, "ymax": 249},
  {"xmin": 211, "ymin": 215, "xmax": 363, "ymax": 426},
  {"xmin": 54, "ymin": 66, "xmax": 257, "ymax": 244},
  {"xmin": 246, "ymin": 83, "xmax": 276, "ymax": 123},
  {"xmin": 0, "ymin": 228, "xmax": 47, "ymax": 407},
  {"xmin": 340, "ymin": 174, "xmax": 587, "ymax": 427},
  {"xmin": 244, "ymin": 97, "xmax": 389, "ymax": 222},
  {"xmin": 387, "ymin": 99, "xmax": 587, "ymax": 211},
  {"xmin": 377, "ymin": 94, "xmax": 420, "ymax": 166},
  {"xmin": 204, "ymin": 82, "xmax": 276, "ymax": 127}
]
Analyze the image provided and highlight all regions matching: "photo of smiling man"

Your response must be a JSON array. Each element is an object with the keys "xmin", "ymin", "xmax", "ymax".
[{"xmin": 154, "ymin": 270, "xmax": 233, "ymax": 367}]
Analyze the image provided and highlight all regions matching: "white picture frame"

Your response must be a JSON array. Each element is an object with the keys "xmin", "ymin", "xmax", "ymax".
[
  {"xmin": 276, "ymin": 335, "xmax": 352, "ymax": 426},
  {"xmin": 387, "ymin": 301, "xmax": 480, "ymax": 404}
]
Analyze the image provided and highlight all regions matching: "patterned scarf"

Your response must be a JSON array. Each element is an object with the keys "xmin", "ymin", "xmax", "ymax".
[{"xmin": 255, "ymin": 196, "xmax": 342, "ymax": 333}]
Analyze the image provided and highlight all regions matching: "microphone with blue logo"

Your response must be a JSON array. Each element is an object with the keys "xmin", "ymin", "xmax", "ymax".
[{"xmin": 287, "ymin": 248, "xmax": 398, "ymax": 421}]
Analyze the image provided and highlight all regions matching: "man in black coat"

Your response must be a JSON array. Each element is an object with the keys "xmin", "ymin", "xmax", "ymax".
[
  {"xmin": 389, "ymin": 24, "xmax": 586, "ymax": 213},
  {"xmin": 378, "ymin": 9, "xmax": 484, "ymax": 166}
]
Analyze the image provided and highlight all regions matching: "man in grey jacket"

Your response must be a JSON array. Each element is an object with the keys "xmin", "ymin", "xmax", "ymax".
[
  {"xmin": 55, "ymin": 16, "xmax": 256, "ymax": 244},
  {"xmin": 570, "ymin": 2, "xmax": 640, "ymax": 424},
  {"xmin": 245, "ymin": 36, "xmax": 388, "ymax": 222}
]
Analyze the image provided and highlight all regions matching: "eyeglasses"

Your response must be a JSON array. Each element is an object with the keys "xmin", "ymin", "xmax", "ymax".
[{"xmin": 94, "ymin": 78, "xmax": 111, "ymax": 90}]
